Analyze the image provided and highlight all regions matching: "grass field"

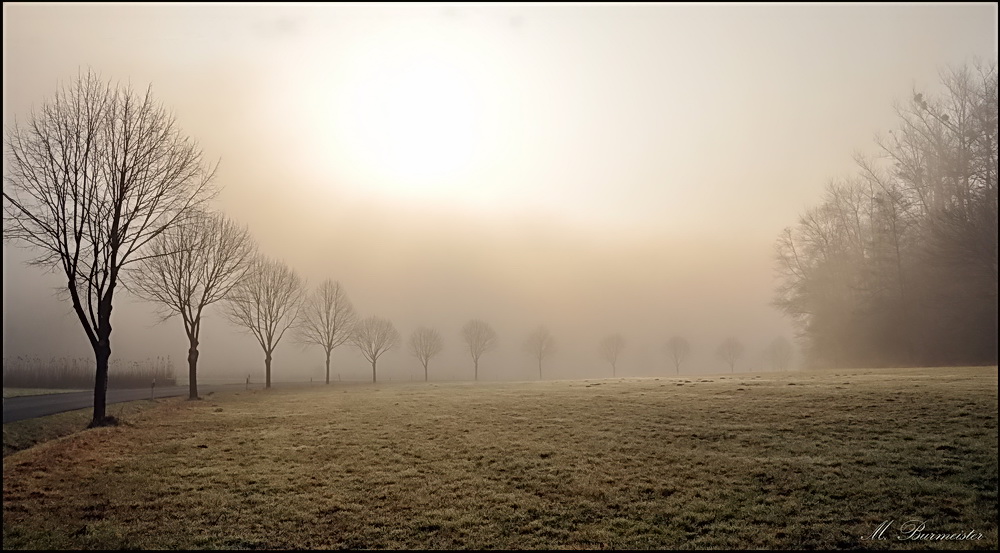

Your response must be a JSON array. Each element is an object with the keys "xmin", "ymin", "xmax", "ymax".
[
  {"xmin": 2, "ymin": 367, "xmax": 997, "ymax": 549},
  {"xmin": 3, "ymin": 398, "xmax": 165, "ymax": 458}
]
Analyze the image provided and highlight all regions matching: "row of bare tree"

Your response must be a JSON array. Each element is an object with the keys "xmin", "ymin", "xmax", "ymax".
[
  {"xmin": 774, "ymin": 61, "xmax": 998, "ymax": 368},
  {"xmin": 4, "ymin": 72, "xmax": 216, "ymax": 426},
  {"xmin": 3, "ymin": 70, "xmax": 796, "ymax": 427},
  {"xmin": 135, "ymin": 240, "xmax": 793, "ymax": 393}
]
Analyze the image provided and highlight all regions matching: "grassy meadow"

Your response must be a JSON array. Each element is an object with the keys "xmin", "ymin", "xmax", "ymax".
[{"xmin": 2, "ymin": 366, "xmax": 997, "ymax": 549}]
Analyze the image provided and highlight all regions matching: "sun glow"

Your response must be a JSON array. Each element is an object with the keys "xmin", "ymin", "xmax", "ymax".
[{"xmin": 328, "ymin": 24, "xmax": 497, "ymax": 199}]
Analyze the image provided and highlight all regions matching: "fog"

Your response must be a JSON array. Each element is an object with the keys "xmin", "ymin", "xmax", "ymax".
[{"xmin": 3, "ymin": 4, "xmax": 997, "ymax": 383}]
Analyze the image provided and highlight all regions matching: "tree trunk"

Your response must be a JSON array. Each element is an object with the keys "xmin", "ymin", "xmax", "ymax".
[
  {"xmin": 612, "ymin": 363, "xmax": 616, "ymax": 378},
  {"xmin": 372, "ymin": 360, "xmax": 377, "ymax": 383},
  {"xmin": 538, "ymin": 359, "xmax": 542, "ymax": 380},
  {"xmin": 474, "ymin": 359, "xmax": 478, "ymax": 381},
  {"xmin": 188, "ymin": 335, "xmax": 200, "ymax": 400},
  {"xmin": 90, "ymin": 295, "xmax": 114, "ymax": 427},
  {"xmin": 91, "ymin": 340, "xmax": 111, "ymax": 427},
  {"xmin": 424, "ymin": 362, "xmax": 428, "ymax": 382},
  {"xmin": 265, "ymin": 352, "xmax": 272, "ymax": 389},
  {"xmin": 325, "ymin": 350, "xmax": 331, "ymax": 385}
]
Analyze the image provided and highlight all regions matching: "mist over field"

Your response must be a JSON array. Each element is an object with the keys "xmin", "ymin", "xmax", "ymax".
[
  {"xmin": 3, "ymin": 4, "xmax": 997, "ymax": 385},
  {"xmin": 2, "ymin": 5, "xmax": 998, "ymax": 551}
]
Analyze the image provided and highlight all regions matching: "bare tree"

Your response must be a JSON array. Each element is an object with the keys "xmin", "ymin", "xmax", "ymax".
[
  {"xmin": 766, "ymin": 336, "xmax": 794, "ymax": 371},
  {"xmin": 409, "ymin": 326, "xmax": 444, "ymax": 382},
  {"xmin": 461, "ymin": 319, "xmax": 497, "ymax": 381},
  {"xmin": 599, "ymin": 333, "xmax": 626, "ymax": 377},
  {"xmin": 3, "ymin": 71, "xmax": 215, "ymax": 426},
  {"xmin": 664, "ymin": 336, "xmax": 691, "ymax": 375},
  {"xmin": 523, "ymin": 326, "xmax": 556, "ymax": 380},
  {"xmin": 130, "ymin": 211, "xmax": 255, "ymax": 400},
  {"xmin": 774, "ymin": 61, "xmax": 997, "ymax": 368},
  {"xmin": 225, "ymin": 256, "xmax": 304, "ymax": 388},
  {"xmin": 298, "ymin": 279, "xmax": 356, "ymax": 385},
  {"xmin": 352, "ymin": 316, "xmax": 400, "ymax": 383},
  {"xmin": 716, "ymin": 337, "xmax": 745, "ymax": 373}
]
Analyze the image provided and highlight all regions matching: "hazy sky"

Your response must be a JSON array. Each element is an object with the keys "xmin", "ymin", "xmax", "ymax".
[{"xmin": 3, "ymin": 3, "xmax": 997, "ymax": 382}]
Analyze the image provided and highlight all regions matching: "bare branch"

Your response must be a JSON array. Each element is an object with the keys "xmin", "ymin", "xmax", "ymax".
[
  {"xmin": 523, "ymin": 325, "xmax": 556, "ymax": 379},
  {"xmin": 352, "ymin": 316, "xmax": 400, "ymax": 383},
  {"xmin": 225, "ymin": 255, "xmax": 304, "ymax": 388},
  {"xmin": 128, "ymin": 210, "xmax": 256, "ymax": 398},
  {"xmin": 409, "ymin": 326, "xmax": 444, "ymax": 381},
  {"xmin": 298, "ymin": 280, "xmax": 356, "ymax": 355},
  {"xmin": 3, "ymin": 69, "xmax": 217, "ymax": 424},
  {"xmin": 663, "ymin": 336, "xmax": 691, "ymax": 375},
  {"xmin": 460, "ymin": 319, "xmax": 497, "ymax": 380}
]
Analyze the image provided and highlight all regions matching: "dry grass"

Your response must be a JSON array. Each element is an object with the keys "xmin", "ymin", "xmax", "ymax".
[
  {"xmin": 2, "ymin": 367, "xmax": 997, "ymax": 550},
  {"xmin": 3, "ymin": 398, "xmax": 169, "ymax": 457}
]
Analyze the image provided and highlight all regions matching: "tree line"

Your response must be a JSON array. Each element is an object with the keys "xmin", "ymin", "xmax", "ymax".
[
  {"xmin": 773, "ymin": 60, "xmax": 997, "ymax": 368},
  {"xmin": 5, "ymin": 70, "xmax": 791, "ymax": 427}
]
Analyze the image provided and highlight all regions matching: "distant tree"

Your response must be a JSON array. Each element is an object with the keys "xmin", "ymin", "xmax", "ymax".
[
  {"xmin": 225, "ymin": 256, "xmax": 304, "ymax": 388},
  {"xmin": 298, "ymin": 280, "xmax": 356, "ymax": 385},
  {"xmin": 461, "ymin": 319, "xmax": 497, "ymax": 381},
  {"xmin": 523, "ymin": 326, "xmax": 556, "ymax": 380},
  {"xmin": 409, "ymin": 326, "xmax": 444, "ymax": 382},
  {"xmin": 664, "ymin": 336, "xmax": 691, "ymax": 375},
  {"xmin": 598, "ymin": 333, "xmax": 626, "ymax": 377},
  {"xmin": 3, "ymin": 70, "xmax": 215, "ymax": 426},
  {"xmin": 352, "ymin": 316, "xmax": 400, "ymax": 383},
  {"xmin": 766, "ymin": 336, "xmax": 794, "ymax": 371},
  {"xmin": 131, "ymin": 211, "xmax": 256, "ymax": 400},
  {"xmin": 716, "ymin": 337, "xmax": 745, "ymax": 373},
  {"xmin": 774, "ymin": 61, "xmax": 998, "ymax": 367}
]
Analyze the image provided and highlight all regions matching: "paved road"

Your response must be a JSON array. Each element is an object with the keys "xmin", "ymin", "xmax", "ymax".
[{"xmin": 2, "ymin": 384, "xmax": 254, "ymax": 424}]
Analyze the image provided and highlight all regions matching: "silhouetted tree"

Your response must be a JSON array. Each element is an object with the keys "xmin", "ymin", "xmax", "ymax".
[
  {"xmin": 225, "ymin": 256, "xmax": 304, "ymax": 388},
  {"xmin": 716, "ymin": 337, "xmax": 745, "ymax": 373},
  {"xmin": 461, "ymin": 319, "xmax": 497, "ymax": 381},
  {"xmin": 523, "ymin": 326, "xmax": 556, "ymax": 380},
  {"xmin": 3, "ymin": 70, "xmax": 215, "ymax": 426},
  {"xmin": 664, "ymin": 336, "xmax": 691, "ymax": 375},
  {"xmin": 131, "ymin": 211, "xmax": 255, "ymax": 399},
  {"xmin": 409, "ymin": 326, "xmax": 444, "ymax": 382},
  {"xmin": 599, "ymin": 333, "xmax": 626, "ymax": 377},
  {"xmin": 352, "ymin": 316, "xmax": 400, "ymax": 383},
  {"xmin": 298, "ymin": 280, "xmax": 356, "ymax": 385},
  {"xmin": 774, "ymin": 60, "xmax": 998, "ymax": 367}
]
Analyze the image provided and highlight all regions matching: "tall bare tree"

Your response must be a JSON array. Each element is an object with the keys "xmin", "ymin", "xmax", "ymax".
[
  {"xmin": 298, "ymin": 279, "xmax": 356, "ymax": 385},
  {"xmin": 523, "ymin": 326, "xmax": 556, "ymax": 380},
  {"xmin": 599, "ymin": 333, "xmax": 626, "ymax": 377},
  {"xmin": 409, "ymin": 326, "xmax": 444, "ymax": 382},
  {"xmin": 3, "ymin": 71, "xmax": 215, "ymax": 426},
  {"xmin": 774, "ymin": 61, "xmax": 997, "ymax": 367},
  {"xmin": 664, "ymin": 336, "xmax": 691, "ymax": 375},
  {"xmin": 461, "ymin": 319, "xmax": 497, "ymax": 381},
  {"xmin": 716, "ymin": 337, "xmax": 745, "ymax": 373},
  {"xmin": 225, "ymin": 256, "xmax": 304, "ymax": 388},
  {"xmin": 352, "ymin": 316, "xmax": 400, "ymax": 383},
  {"xmin": 766, "ymin": 336, "xmax": 794, "ymax": 371},
  {"xmin": 130, "ymin": 211, "xmax": 255, "ymax": 400}
]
